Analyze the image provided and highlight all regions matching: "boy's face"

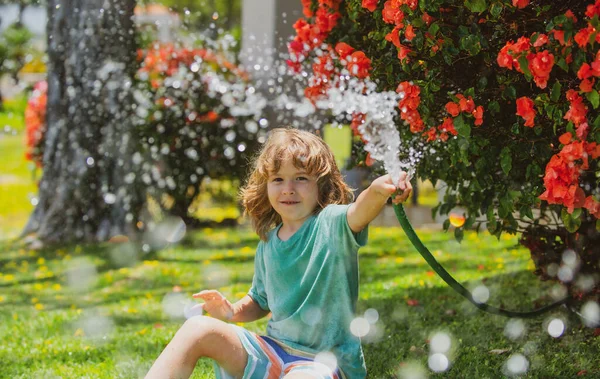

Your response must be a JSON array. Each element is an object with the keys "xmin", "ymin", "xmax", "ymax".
[{"xmin": 267, "ymin": 159, "xmax": 319, "ymax": 229}]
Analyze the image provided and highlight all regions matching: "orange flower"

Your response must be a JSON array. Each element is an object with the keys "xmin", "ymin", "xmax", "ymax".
[
  {"xmin": 347, "ymin": 51, "xmax": 372, "ymax": 78},
  {"xmin": 382, "ymin": 0, "xmax": 404, "ymax": 26},
  {"xmin": 385, "ymin": 27, "xmax": 402, "ymax": 48},
  {"xmin": 512, "ymin": 0, "xmax": 529, "ymax": 8},
  {"xmin": 564, "ymin": 89, "xmax": 588, "ymax": 126},
  {"xmin": 516, "ymin": 96, "xmax": 536, "ymax": 127},
  {"xmin": 421, "ymin": 12, "xmax": 434, "ymax": 25},
  {"xmin": 532, "ymin": 33, "xmax": 548, "ymax": 47},
  {"xmin": 559, "ymin": 132, "xmax": 572, "ymax": 145},
  {"xmin": 473, "ymin": 105, "xmax": 484, "ymax": 126},
  {"xmin": 438, "ymin": 117, "xmax": 457, "ymax": 136},
  {"xmin": 301, "ymin": 0, "xmax": 313, "ymax": 17},
  {"xmin": 445, "ymin": 101, "xmax": 460, "ymax": 117},
  {"xmin": 527, "ymin": 50, "xmax": 554, "ymax": 89},
  {"xmin": 334, "ymin": 42, "xmax": 355, "ymax": 60},
  {"xmin": 586, "ymin": 1, "xmax": 600, "ymax": 18},
  {"xmin": 361, "ymin": 0, "xmax": 379, "ymax": 12},
  {"xmin": 574, "ymin": 26, "xmax": 593, "ymax": 49},
  {"xmin": 580, "ymin": 78, "xmax": 595, "ymax": 92},
  {"xmin": 423, "ymin": 127, "xmax": 437, "ymax": 142},
  {"xmin": 458, "ymin": 94, "xmax": 475, "ymax": 113},
  {"xmin": 397, "ymin": 44, "xmax": 412, "ymax": 62},
  {"xmin": 405, "ymin": 24, "xmax": 416, "ymax": 41},
  {"xmin": 584, "ymin": 196, "xmax": 600, "ymax": 218}
]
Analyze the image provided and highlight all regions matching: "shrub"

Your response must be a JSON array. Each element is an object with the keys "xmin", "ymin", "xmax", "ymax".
[{"xmin": 288, "ymin": 0, "xmax": 600, "ymax": 299}]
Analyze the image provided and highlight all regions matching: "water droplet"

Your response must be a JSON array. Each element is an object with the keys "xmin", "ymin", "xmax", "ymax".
[
  {"xmin": 547, "ymin": 318, "xmax": 565, "ymax": 338},
  {"xmin": 350, "ymin": 317, "xmax": 370, "ymax": 337}
]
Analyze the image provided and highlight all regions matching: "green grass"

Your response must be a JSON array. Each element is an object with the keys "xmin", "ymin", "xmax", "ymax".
[
  {"xmin": 0, "ymin": 227, "xmax": 598, "ymax": 378},
  {"xmin": 0, "ymin": 133, "xmax": 38, "ymax": 240}
]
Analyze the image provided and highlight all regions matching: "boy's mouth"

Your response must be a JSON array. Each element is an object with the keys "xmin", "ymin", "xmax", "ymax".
[{"xmin": 281, "ymin": 201, "xmax": 300, "ymax": 205}]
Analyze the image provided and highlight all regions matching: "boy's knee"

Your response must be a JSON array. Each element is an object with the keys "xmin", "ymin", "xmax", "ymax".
[{"xmin": 182, "ymin": 315, "xmax": 220, "ymax": 336}]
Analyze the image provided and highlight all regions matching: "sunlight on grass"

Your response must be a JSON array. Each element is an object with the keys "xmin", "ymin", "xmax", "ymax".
[{"xmin": 0, "ymin": 226, "xmax": 598, "ymax": 378}]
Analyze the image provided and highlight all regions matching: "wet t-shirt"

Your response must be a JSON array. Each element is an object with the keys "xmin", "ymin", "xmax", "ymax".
[{"xmin": 248, "ymin": 204, "xmax": 368, "ymax": 378}]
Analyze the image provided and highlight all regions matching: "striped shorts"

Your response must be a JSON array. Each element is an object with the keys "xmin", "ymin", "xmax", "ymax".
[{"xmin": 215, "ymin": 325, "xmax": 345, "ymax": 379}]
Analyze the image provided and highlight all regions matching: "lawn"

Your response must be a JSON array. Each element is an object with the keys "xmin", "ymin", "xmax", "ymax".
[
  {"xmin": 1, "ymin": 103, "xmax": 599, "ymax": 378},
  {"xmin": 0, "ymin": 226, "xmax": 598, "ymax": 378}
]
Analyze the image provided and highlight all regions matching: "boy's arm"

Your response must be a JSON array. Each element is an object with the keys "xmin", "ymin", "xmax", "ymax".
[
  {"xmin": 230, "ymin": 295, "xmax": 270, "ymax": 323},
  {"xmin": 347, "ymin": 173, "xmax": 412, "ymax": 233}
]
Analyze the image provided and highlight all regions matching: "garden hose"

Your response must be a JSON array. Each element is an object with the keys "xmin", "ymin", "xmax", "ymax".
[{"xmin": 393, "ymin": 203, "xmax": 572, "ymax": 318}]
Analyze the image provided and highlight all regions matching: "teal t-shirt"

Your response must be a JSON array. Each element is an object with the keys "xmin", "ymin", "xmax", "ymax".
[{"xmin": 248, "ymin": 204, "xmax": 368, "ymax": 378}]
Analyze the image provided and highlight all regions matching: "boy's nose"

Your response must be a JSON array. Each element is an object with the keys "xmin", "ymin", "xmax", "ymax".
[{"xmin": 282, "ymin": 184, "xmax": 295, "ymax": 195}]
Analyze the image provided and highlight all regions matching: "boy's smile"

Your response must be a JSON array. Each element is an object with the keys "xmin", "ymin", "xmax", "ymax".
[{"xmin": 267, "ymin": 159, "xmax": 319, "ymax": 236}]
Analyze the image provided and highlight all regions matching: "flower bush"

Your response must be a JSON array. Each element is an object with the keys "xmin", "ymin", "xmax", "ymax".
[
  {"xmin": 25, "ymin": 43, "xmax": 265, "ymax": 223},
  {"xmin": 289, "ymin": 0, "xmax": 600, "ymax": 299},
  {"xmin": 24, "ymin": 80, "xmax": 47, "ymax": 166}
]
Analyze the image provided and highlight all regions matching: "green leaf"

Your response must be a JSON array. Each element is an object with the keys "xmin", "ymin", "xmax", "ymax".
[
  {"xmin": 477, "ymin": 76, "xmax": 488, "ymax": 90},
  {"xmin": 465, "ymin": 0, "xmax": 487, "ymax": 13},
  {"xmin": 561, "ymin": 208, "xmax": 582, "ymax": 233},
  {"xmin": 597, "ymin": 219, "xmax": 600, "ymax": 232},
  {"xmin": 454, "ymin": 114, "xmax": 471, "ymax": 137},
  {"xmin": 500, "ymin": 147, "xmax": 512, "ymax": 175},
  {"xmin": 511, "ymin": 122, "xmax": 520, "ymax": 135},
  {"xmin": 454, "ymin": 227, "xmax": 464, "ymax": 243},
  {"xmin": 556, "ymin": 57, "xmax": 568, "ymax": 71},
  {"xmin": 551, "ymin": 81, "xmax": 562, "ymax": 102},
  {"xmin": 504, "ymin": 86, "xmax": 517, "ymax": 99},
  {"xmin": 518, "ymin": 55, "xmax": 532, "ymax": 78},
  {"xmin": 490, "ymin": 3, "xmax": 503, "ymax": 18},
  {"xmin": 443, "ymin": 218, "xmax": 450, "ymax": 231},
  {"xmin": 593, "ymin": 114, "xmax": 600, "ymax": 129},
  {"xmin": 586, "ymin": 90, "xmax": 600, "ymax": 109},
  {"xmin": 428, "ymin": 23, "xmax": 440, "ymax": 36},
  {"xmin": 488, "ymin": 100, "xmax": 500, "ymax": 114}
]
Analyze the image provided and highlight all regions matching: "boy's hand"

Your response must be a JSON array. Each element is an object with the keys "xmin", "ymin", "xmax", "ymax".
[
  {"xmin": 192, "ymin": 290, "xmax": 234, "ymax": 321},
  {"xmin": 371, "ymin": 172, "xmax": 412, "ymax": 204}
]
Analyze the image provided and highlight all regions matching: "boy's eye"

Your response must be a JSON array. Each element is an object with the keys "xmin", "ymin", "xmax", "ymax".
[
  {"xmin": 272, "ymin": 178, "xmax": 283, "ymax": 182},
  {"xmin": 296, "ymin": 176, "xmax": 308, "ymax": 181}
]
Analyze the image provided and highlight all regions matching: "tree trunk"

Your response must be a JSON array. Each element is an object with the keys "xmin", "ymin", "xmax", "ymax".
[{"xmin": 23, "ymin": 0, "xmax": 144, "ymax": 244}]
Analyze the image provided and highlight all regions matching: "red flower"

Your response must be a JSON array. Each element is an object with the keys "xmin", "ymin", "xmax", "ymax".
[
  {"xmin": 565, "ymin": 10, "xmax": 578, "ymax": 22},
  {"xmin": 516, "ymin": 96, "xmax": 536, "ymax": 127},
  {"xmin": 397, "ymin": 44, "xmax": 412, "ymax": 62},
  {"xmin": 551, "ymin": 29, "xmax": 568, "ymax": 46},
  {"xmin": 527, "ymin": 50, "xmax": 554, "ymax": 89},
  {"xmin": 457, "ymin": 94, "xmax": 475, "ymax": 113},
  {"xmin": 584, "ymin": 196, "xmax": 600, "ymax": 218},
  {"xmin": 347, "ymin": 51, "xmax": 372, "ymax": 78},
  {"xmin": 421, "ymin": 12, "xmax": 434, "ymax": 26},
  {"xmin": 405, "ymin": 24, "xmax": 416, "ymax": 41},
  {"xmin": 512, "ymin": 0, "xmax": 529, "ymax": 8},
  {"xmin": 382, "ymin": 0, "xmax": 404, "ymax": 26},
  {"xmin": 586, "ymin": 1, "xmax": 600, "ymax": 18},
  {"xmin": 315, "ymin": 6, "xmax": 341, "ymax": 35},
  {"xmin": 334, "ymin": 42, "xmax": 355, "ymax": 60},
  {"xmin": 445, "ymin": 101, "xmax": 460, "ymax": 117},
  {"xmin": 559, "ymin": 132, "xmax": 572, "ymax": 145},
  {"xmin": 301, "ymin": 0, "xmax": 313, "ymax": 17},
  {"xmin": 404, "ymin": 0, "xmax": 419, "ymax": 11},
  {"xmin": 532, "ymin": 33, "xmax": 548, "ymax": 47},
  {"xmin": 438, "ymin": 117, "xmax": 458, "ymax": 136},
  {"xmin": 423, "ymin": 127, "xmax": 437, "ymax": 142},
  {"xmin": 564, "ymin": 89, "xmax": 588, "ymax": 126},
  {"xmin": 362, "ymin": 0, "xmax": 379, "ymax": 12},
  {"xmin": 473, "ymin": 105, "xmax": 484, "ymax": 126},
  {"xmin": 574, "ymin": 26, "xmax": 593, "ymax": 49},
  {"xmin": 580, "ymin": 78, "xmax": 595, "ymax": 92},
  {"xmin": 385, "ymin": 27, "xmax": 402, "ymax": 48}
]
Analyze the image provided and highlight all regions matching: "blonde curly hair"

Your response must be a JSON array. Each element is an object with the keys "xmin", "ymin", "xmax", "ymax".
[{"xmin": 240, "ymin": 128, "xmax": 354, "ymax": 240}]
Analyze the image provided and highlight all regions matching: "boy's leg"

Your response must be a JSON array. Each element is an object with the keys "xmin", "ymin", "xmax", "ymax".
[{"xmin": 145, "ymin": 315, "xmax": 248, "ymax": 379}]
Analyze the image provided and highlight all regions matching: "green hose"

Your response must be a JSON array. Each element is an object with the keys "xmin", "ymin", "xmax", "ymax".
[{"xmin": 393, "ymin": 203, "xmax": 571, "ymax": 318}]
